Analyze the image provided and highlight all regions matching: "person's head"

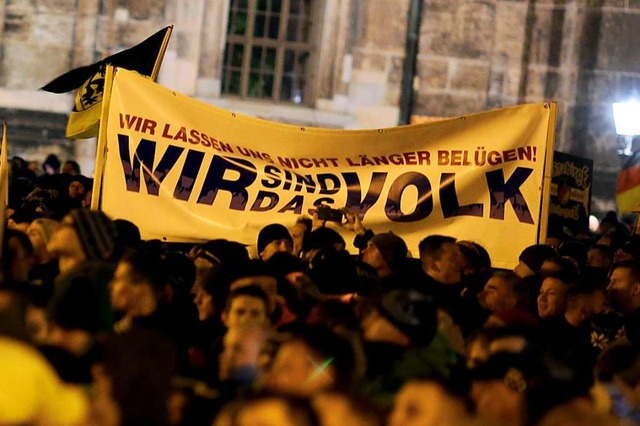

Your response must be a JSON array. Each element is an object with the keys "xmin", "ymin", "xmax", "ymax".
[
  {"xmin": 26, "ymin": 218, "xmax": 59, "ymax": 263},
  {"xmin": 514, "ymin": 244, "xmax": 557, "ymax": 278},
  {"xmin": 221, "ymin": 285, "xmax": 270, "ymax": 328},
  {"xmin": 192, "ymin": 264, "xmax": 239, "ymax": 322},
  {"xmin": 220, "ymin": 393, "xmax": 320, "ymax": 426},
  {"xmin": 301, "ymin": 227, "xmax": 346, "ymax": 258},
  {"xmin": 457, "ymin": 240, "xmax": 492, "ymax": 282},
  {"xmin": 258, "ymin": 224, "xmax": 293, "ymax": 261},
  {"xmin": 42, "ymin": 154, "xmax": 61, "ymax": 175},
  {"xmin": 564, "ymin": 285, "xmax": 606, "ymax": 327},
  {"xmin": 557, "ymin": 241, "xmax": 588, "ymax": 271},
  {"xmin": 290, "ymin": 217, "xmax": 312, "ymax": 257},
  {"xmin": 469, "ymin": 328, "xmax": 540, "ymax": 426},
  {"xmin": 265, "ymin": 251, "xmax": 308, "ymax": 287},
  {"xmin": 478, "ymin": 271, "xmax": 528, "ymax": 313},
  {"xmin": 361, "ymin": 232, "xmax": 407, "ymax": 278},
  {"xmin": 109, "ymin": 249, "xmax": 166, "ymax": 317},
  {"xmin": 267, "ymin": 325, "xmax": 356, "ymax": 396},
  {"xmin": 593, "ymin": 341, "xmax": 640, "ymax": 421},
  {"xmin": 2, "ymin": 229, "xmax": 34, "ymax": 283},
  {"xmin": 418, "ymin": 235, "xmax": 463, "ymax": 284},
  {"xmin": 47, "ymin": 265, "xmax": 114, "ymax": 355},
  {"xmin": 61, "ymin": 160, "xmax": 80, "ymax": 176},
  {"xmin": 67, "ymin": 175, "xmax": 89, "ymax": 202},
  {"xmin": 190, "ymin": 239, "xmax": 250, "ymax": 273},
  {"xmin": 587, "ymin": 244, "xmax": 614, "ymax": 270},
  {"xmin": 607, "ymin": 260, "xmax": 640, "ymax": 315},
  {"xmin": 361, "ymin": 287, "xmax": 437, "ymax": 347},
  {"xmin": 537, "ymin": 272, "xmax": 573, "ymax": 320},
  {"xmin": 219, "ymin": 323, "xmax": 272, "ymax": 382},
  {"xmin": 540, "ymin": 256, "xmax": 580, "ymax": 280},
  {"xmin": 389, "ymin": 376, "xmax": 470, "ymax": 426},
  {"xmin": 312, "ymin": 391, "xmax": 381, "ymax": 426},
  {"xmin": 112, "ymin": 219, "xmax": 142, "ymax": 255},
  {"xmin": 47, "ymin": 209, "xmax": 117, "ymax": 269}
]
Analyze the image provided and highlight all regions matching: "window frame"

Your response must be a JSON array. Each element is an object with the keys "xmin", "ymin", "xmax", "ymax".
[{"xmin": 222, "ymin": 0, "xmax": 319, "ymax": 105}]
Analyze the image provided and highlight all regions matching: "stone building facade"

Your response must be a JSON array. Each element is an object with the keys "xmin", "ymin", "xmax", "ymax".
[{"xmin": 1, "ymin": 0, "xmax": 639, "ymax": 214}]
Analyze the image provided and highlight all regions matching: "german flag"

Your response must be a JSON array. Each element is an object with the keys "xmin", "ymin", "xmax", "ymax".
[
  {"xmin": 41, "ymin": 25, "xmax": 173, "ymax": 139},
  {"xmin": 617, "ymin": 150, "xmax": 640, "ymax": 215}
]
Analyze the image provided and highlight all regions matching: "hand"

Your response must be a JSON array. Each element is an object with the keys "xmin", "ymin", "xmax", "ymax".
[
  {"xmin": 309, "ymin": 207, "xmax": 327, "ymax": 231},
  {"xmin": 341, "ymin": 208, "xmax": 366, "ymax": 234}
]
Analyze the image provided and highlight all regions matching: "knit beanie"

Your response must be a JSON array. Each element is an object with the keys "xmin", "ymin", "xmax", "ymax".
[
  {"xmin": 376, "ymin": 288, "xmax": 437, "ymax": 347},
  {"xmin": 302, "ymin": 227, "xmax": 345, "ymax": 252},
  {"xmin": 265, "ymin": 252, "xmax": 308, "ymax": 280},
  {"xmin": 370, "ymin": 232, "xmax": 408, "ymax": 270},
  {"xmin": 69, "ymin": 208, "xmax": 117, "ymax": 261},
  {"xmin": 257, "ymin": 224, "xmax": 293, "ymax": 255},
  {"xmin": 196, "ymin": 239, "xmax": 250, "ymax": 269},
  {"xmin": 518, "ymin": 244, "xmax": 557, "ymax": 274},
  {"xmin": 47, "ymin": 264, "xmax": 114, "ymax": 333}
]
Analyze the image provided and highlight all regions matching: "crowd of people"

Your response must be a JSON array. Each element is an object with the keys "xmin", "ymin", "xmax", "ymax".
[{"xmin": 1, "ymin": 152, "xmax": 640, "ymax": 426}]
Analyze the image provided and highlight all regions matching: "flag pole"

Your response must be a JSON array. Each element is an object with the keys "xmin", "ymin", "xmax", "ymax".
[
  {"xmin": 538, "ymin": 102, "xmax": 557, "ymax": 244},
  {"xmin": 151, "ymin": 25, "xmax": 173, "ymax": 80},
  {"xmin": 91, "ymin": 66, "xmax": 116, "ymax": 211},
  {"xmin": 0, "ymin": 122, "xmax": 9, "ymax": 261},
  {"xmin": 1, "ymin": 122, "xmax": 8, "ymax": 206}
]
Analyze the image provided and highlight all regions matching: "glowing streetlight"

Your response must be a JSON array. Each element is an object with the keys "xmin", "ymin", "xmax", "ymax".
[{"xmin": 612, "ymin": 100, "xmax": 640, "ymax": 156}]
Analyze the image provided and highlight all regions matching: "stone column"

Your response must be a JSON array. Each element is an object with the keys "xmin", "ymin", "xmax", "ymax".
[
  {"xmin": 158, "ymin": 0, "xmax": 206, "ymax": 96},
  {"xmin": 195, "ymin": 0, "xmax": 229, "ymax": 98}
]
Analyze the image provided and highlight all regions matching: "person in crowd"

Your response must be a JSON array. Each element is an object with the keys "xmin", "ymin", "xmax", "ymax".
[
  {"xmin": 2, "ymin": 228, "xmax": 35, "ymax": 283},
  {"xmin": 266, "ymin": 325, "xmax": 356, "ymax": 397},
  {"xmin": 61, "ymin": 160, "xmax": 81, "ymax": 176},
  {"xmin": 221, "ymin": 284, "xmax": 271, "ymax": 330},
  {"xmin": 606, "ymin": 260, "xmax": 640, "ymax": 343},
  {"xmin": 557, "ymin": 240, "xmax": 588, "ymax": 272},
  {"xmin": 300, "ymin": 226, "xmax": 348, "ymax": 264},
  {"xmin": 257, "ymin": 223, "xmax": 293, "ymax": 261},
  {"xmin": 593, "ymin": 341, "xmax": 640, "ymax": 423},
  {"xmin": 513, "ymin": 244, "xmax": 558, "ymax": 278},
  {"xmin": 587, "ymin": 243, "xmax": 614, "ymax": 271},
  {"xmin": 290, "ymin": 216, "xmax": 312, "ymax": 257},
  {"xmin": 537, "ymin": 271, "xmax": 574, "ymax": 320},
  {"xmin": 109, "ymin": 249, "xmax": 175, "ymax": 337},
  {"xmin": 359, "ymin": 286, "xmax": 458, "ymax": 408},
  {"xmin": 215, "ymin": 393, "xmax": 320, "ymax": 426},
  {"xmin": 42, "ymin": 153, "xmax": 61, "ymax": 175},
  {"xmin": 26, "ymin": 217, "xmax": 60, "ymax": 288},
  {"xmin": 313, "ymin": 391, "xmax": 382, "ymax": 426},
  {"xmin": 478, "ymin": 270, "xmax": 529, "ymax": 315},
  {"xmin": 417, "ymin": 235, "xmax": 465, "ymax": 324},
  {"xmin": 67, "ymin": 175, "xmax": 90, "ymax": 207},
  {"xmin": 218, "ymin": 323, "xmax": 272, "ymax": 385},
  {"xmin": 564, "ymin": 284, "xmax": 606, "ymax": 329},
  {"xmin": 469, "ymin": 327, "xmax": 540, "ymax": 426},
  {"xmin": 388, "ymin": 375, "xmax": 473, "ymax": 426},
  {"xmin": 44, "ymin": 263, "xmax": 114, "ymax": 383},
  {"xmin": 26, "ymin": 218, "xmax": 59, "ymax": 266},
  {"xmin": 47, "ymin": 208, "xmax": 118, "ymax": 274},
  {"xmin": 360, "ymin": 232, "xmax": 408, "ymax": 280}
]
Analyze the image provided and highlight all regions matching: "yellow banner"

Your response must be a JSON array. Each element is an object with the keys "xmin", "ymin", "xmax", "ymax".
[{"xmin": 98, "ymin": 69, "xmax": 556, "ymax": 269}]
